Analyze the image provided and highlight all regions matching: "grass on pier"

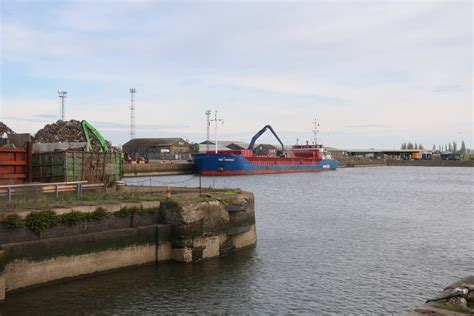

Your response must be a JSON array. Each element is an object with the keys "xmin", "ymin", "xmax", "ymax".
[{"xmin": 1, "ymin": 188, "xmax": 241, "ymax": 212}]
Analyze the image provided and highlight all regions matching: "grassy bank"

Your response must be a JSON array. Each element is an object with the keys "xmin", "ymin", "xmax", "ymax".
[{"xmin": 0, "ymin": 186, "xmax": 241, "ymax": 212}]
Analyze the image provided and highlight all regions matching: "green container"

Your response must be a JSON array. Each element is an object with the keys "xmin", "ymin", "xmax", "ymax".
[{"xmin": 32, "ymin": 150, "xmax": 123, "ymax": 184}]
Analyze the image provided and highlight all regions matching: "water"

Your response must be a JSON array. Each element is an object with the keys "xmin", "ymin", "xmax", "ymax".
[{"xmin": 1, "ymin": 167, "xmax": 473, "ymax": 314}]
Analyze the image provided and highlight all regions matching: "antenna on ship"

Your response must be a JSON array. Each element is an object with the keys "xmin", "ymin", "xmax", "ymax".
[
  {"xmin": 210, "ymin": 110, "xmax": 223, "ymax": 153},
  {"xmin": 129, "ymin": 88, "xmax": 136, "ymax": 140},
  {"xmin": 205, "ymin": 110, "xmax": 211, "ymax": 151},
  {"xmin": 312, "ymin": 117, "xmax": 320, "ymax": 145}
]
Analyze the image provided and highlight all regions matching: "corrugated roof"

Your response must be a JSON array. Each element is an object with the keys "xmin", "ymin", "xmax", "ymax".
[{"xmin": 123, "ymin": 138, "xmax": 187, "ymax": 147}]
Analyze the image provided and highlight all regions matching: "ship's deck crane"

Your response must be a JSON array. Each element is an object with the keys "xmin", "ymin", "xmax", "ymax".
[{"xmin": 247, "ymin": 125, "xmax": 285, "ymax": 152}]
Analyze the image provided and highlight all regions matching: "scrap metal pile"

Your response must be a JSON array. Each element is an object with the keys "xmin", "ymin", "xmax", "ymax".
[
  {"xmin": 35, "ymin": 119, "xmax": 111, "ymax": 151},
  {"xmin": 35, "ymin": 120, "xmax": 84, "ymax": 143},
  {"xmin": 0, "ymin": 121, "xmax": 15, "ymax": 136}
]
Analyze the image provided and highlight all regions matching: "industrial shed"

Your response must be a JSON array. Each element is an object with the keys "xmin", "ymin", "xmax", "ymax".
[{"xmin": 123, "ymin": 138, "xmax": 190, "ymax": 160}]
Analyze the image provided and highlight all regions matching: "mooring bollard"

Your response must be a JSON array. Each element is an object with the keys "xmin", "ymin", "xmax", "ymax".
[{"xmin": 165, "ymin": 186, "xmax": 171, "ymax": 199}]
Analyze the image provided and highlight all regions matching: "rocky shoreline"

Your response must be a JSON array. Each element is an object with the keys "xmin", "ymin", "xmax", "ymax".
[{"xmin": 409, "ymin": 276, "xmax": 474, "ymax": 315}]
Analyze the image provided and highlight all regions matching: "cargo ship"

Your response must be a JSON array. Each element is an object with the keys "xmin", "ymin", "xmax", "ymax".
[{"xmin": 193, "ymin": 123, "xmax": 338, "ymax": 176}]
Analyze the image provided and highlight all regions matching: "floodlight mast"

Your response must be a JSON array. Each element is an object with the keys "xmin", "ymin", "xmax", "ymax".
[
  {"xmin": 58, "ymin": 91, "xmax": 67, "ymax": 121},
  {"xmin": 129, "ymin": 88, "xmax": 136, "ymax": 140}
]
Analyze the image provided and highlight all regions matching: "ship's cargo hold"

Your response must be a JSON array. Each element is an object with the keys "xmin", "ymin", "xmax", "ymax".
[
  {"xmin": 32, "ymin": 150, "xmax": 122, "ymax": 184},
  {"xmin": 0, "ymin": 147, "xmax": 29, "ymax": 184}
]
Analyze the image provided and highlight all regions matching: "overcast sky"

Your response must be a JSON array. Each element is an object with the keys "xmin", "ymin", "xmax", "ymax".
[{"xmin": 1, "ymin": 0, "xmax": 472, "ymax": 149}]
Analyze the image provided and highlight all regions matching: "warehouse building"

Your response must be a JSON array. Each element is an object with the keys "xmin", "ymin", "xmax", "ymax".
[{"xmin": 123, "ymin": 138, "xmax": 190, "ymax": 160}]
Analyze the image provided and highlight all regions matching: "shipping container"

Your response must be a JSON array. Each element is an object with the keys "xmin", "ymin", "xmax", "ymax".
[
  {"xmin": 0, "ymin": 147, "xmax": 29, "ymax": 184},
  {"xmin": 412, "ymin": 152, "xmax": 422, "ymax": 160},
  {"xmin": 32, "ymin": 150, "xmax": 122, "ymax": 184}
]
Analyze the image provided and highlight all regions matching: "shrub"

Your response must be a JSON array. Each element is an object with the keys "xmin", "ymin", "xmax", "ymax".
[
  {"xmin": 61, "ymin": 211, "xmax": 88, "ymax": 226},
  {"xmin": 114, "ymin": 206, "xmax": 141, "ymax": 218},
  {"xmin": 26, "ymin": 210, "xmax": 61, "ymax": 234},
  {"xmin": 4, "ymin": 214, "xmax": 25, "ymax": 229},
  {"xmin": 88, "ymin": 207, "xmax": 110, "ymax": 221}
]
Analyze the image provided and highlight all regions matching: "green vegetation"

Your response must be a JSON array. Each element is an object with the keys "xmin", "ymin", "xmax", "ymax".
[
  {"xmin": 2, "ymin": 204, "xmax": 159, "ymax": 234},
  {"xmin": 1, "ymin": 191, "xmax": 164, "ymax": 212},
  {"xmin": 88, "ymin": 207, "xmax": 109, "ymax": 221},
  {"xmin": 26, "ymin": 210, "xmax": 61, "ymax": 234},
  {"xmin": 61, "ymin": 211, "xmax": 89, "ymax": 226},
  {"xmin": 222, "ymin": 189, "xmax": 239, "ymax": 196},
  {"xmin": 432, "ymin": 304, "xmax": 472, "ymax": 314},
  {"xmin": 4, "ymin": 213, "xmax": 25, "ymax": 229},
  {"xmin": 191, "ymin": 195, "xmax": 214, "ymax": 203}
]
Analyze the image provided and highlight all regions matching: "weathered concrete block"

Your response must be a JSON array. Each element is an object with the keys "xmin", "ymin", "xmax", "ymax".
[
  {"xmin": 4, "ymin": 244, "xmax": 156, "ymax": 292},
  {"xmin": 141, "ymin": 201, "xmax": 161, "ymax": 210},
  {"xmin": 232, "ymin": 225, "xmax": 257, "ymax": 249},
  {"xmin": 172, "ymin": 248, "xmax": 192, "ymax": 263},
  {"xmin": 192, "ymin": 235, "xmax": 223, "ymax": 259},
  {"xmin": 161, "ymin": 200, "xmax": 229, "ymax": 225},
  {"xmin": 132, "ymin": 214, "xmax": 159, "ymax": 227},
  {"xmin": 157, "ymin": 242, "xmax": 172, "ymax": 262}
]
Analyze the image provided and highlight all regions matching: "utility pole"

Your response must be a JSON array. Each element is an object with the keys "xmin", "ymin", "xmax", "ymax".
[
  {"xmin": 205, "ymin": 110, "xmax": 211, "ymax": 151},
  {"xmin": 210, "ymin": 110, "xmax": 223, "ymax": 153},
  {"xmin": 129, "ymin": 88, "xmax": 136, "ymax": 140},
  {"xmin": 58, "ymin": 91, "xmax": 67, "ymax": 121}
]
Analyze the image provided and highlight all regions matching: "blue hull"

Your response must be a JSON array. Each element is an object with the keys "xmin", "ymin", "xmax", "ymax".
[{"xmin": 192, "ymin": 153, "xmax": 338, "ymax": 176}]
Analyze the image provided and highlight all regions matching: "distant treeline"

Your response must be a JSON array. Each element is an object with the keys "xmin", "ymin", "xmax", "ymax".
[{"xmin": 401, "ymin": 141, "xmax": 468, "ymax": 153}]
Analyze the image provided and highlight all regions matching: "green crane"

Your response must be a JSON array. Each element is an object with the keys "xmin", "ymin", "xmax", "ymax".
[{"xmin": 81, "ymin": 120, "xmax": 109, "ymax": 152}]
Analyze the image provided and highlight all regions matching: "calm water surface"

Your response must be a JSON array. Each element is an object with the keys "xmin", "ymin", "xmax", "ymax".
[{"xmin": 1, "ymin": 167, "xmax": 473, "ymax": 315}]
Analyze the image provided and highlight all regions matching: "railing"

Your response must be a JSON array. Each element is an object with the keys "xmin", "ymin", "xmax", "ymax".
[{"xmin": 0, "ymin": 181, "xmax": 107, "ymax": 201}]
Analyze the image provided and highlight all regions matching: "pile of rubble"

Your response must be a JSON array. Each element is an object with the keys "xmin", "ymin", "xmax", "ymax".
[
  {"xmin": 0, "ymin": 121, "xmax": 15, "ymax": 135},
  {"xmin": 35, "ymin": 120, "xmax": 84, "ymax": 143},
  {"xmin": 35, "ymin": 119, "xmax": 110, "ymax": 151}
]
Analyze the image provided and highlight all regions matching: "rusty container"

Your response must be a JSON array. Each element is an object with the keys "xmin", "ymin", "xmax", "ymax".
[{"xmin": 0, "ymin": 147, "xmax": 28, "ymax": 184}]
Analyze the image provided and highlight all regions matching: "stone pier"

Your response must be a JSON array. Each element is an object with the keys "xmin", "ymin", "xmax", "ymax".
[{"xmin": 0, "ymin": 189, "xmax": 256, "ymax": 301}]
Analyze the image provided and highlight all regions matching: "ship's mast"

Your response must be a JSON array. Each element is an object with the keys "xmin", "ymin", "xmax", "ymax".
[
  {"xmin": 210, "ymin": 110, "xmax": 223, "ymax": 153},
  {"xmin": 312, "ymin": 117, "xmax": 320, "ymax": 145}
]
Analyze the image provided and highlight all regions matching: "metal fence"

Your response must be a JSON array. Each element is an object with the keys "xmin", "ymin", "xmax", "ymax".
[{"xmin": 0, "ymin": 181, "xmax": 106, "ymax": 201}]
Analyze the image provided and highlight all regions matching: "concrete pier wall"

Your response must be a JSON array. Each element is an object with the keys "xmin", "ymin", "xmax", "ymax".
[{"xmin": 0, "ymin": 190, "xmax": 256, "ymax": 300}]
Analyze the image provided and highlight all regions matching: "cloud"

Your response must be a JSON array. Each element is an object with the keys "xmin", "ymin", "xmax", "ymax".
[
  {"xmin": 433, "ymin": 84, "xmax": 465, "ymax": 93},
  {"xmin": 346, "ymin": 124, "xmax": 387, "ymax": 129},
  {"xmin": 92, "ymin": 121, "xmax": 189, "ymax": 131},
  {"xmin": 1, "ymin": 1, "xmax": 472, "ymax": 148}
]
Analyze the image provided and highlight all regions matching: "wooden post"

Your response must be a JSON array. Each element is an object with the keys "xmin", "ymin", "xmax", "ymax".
[
  {"xmin": 199, "ymin": 175, "xmax": 202, "ymax": 196},
  {"xmin": 26, "ymin": 141, "xmax": 33, "ymax": 182}
]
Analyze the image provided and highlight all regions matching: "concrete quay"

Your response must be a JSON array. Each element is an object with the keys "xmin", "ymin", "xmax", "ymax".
[{"xmin": 0, "ymin": 188, "xmax": 256, "ymax": 301}]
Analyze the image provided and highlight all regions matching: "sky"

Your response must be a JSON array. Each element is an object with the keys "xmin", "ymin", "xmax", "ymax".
[{"xmin": 0, "ymin": 0, "xmax": 472, "ymax": 149}]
